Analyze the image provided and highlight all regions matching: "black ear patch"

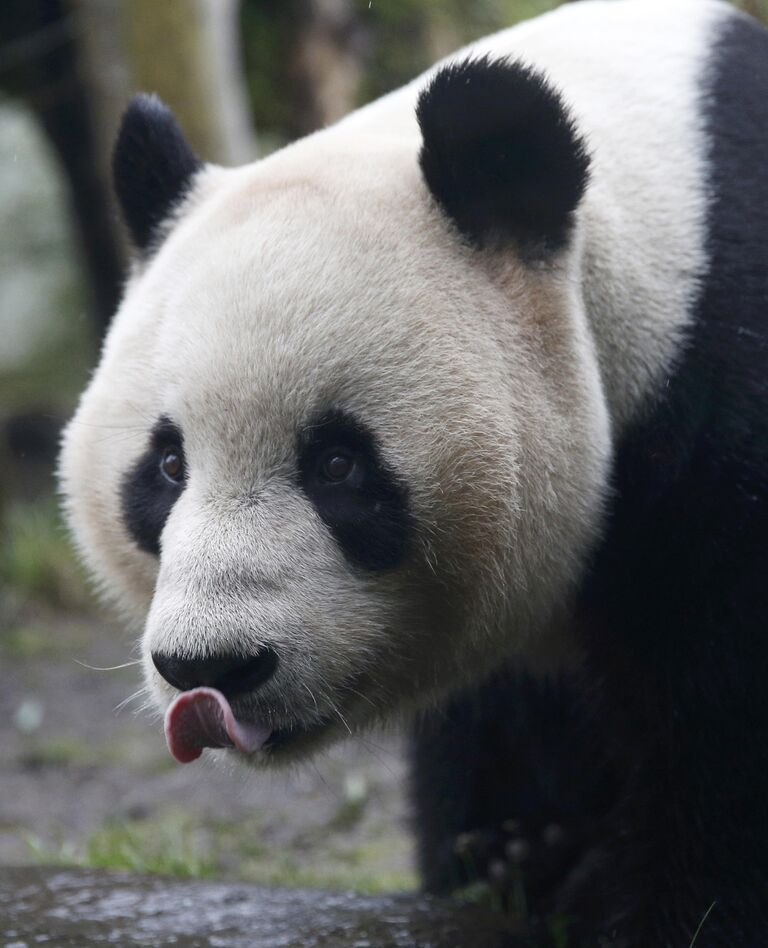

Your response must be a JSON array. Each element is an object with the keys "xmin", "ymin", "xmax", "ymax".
[
  {"xmin": 113, "ymin": 94, "xmax": 202, "ymax": 253},
  {"xmin": 417, "ymin": 57, "xmax": 590, "ymax": 253}
]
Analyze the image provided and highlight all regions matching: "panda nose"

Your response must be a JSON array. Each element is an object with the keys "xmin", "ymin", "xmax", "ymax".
[{"xmin": 151, "ymin": 648, "xmax": 279, "ymax": 698}]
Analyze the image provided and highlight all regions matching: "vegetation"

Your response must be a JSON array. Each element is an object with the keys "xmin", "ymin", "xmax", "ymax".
[
  {"xmin": 240, "ymin": 0, "xmax": 562, "ymax": 145},
  {"xmin": 25, "ymin": 807, "xmax": 417, "ymax": 893},
  {"xmin": 0, "ymin": 500, "xmax": 91, "ymax": 612}
]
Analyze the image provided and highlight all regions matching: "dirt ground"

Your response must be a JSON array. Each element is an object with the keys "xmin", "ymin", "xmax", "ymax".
[{"xmin": 0, "ymin": 603, "xmax": 415, "ymax": 892}]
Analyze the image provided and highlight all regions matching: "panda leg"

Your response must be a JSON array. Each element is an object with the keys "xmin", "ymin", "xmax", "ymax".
[{"xmin": 408, "ymin": 669, "xmax": 617, "ymax": 922}]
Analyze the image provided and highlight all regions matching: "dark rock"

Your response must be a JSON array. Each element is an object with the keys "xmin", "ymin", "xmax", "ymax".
[{"xmin": 0, "ymin": 866, "xmax": 523, "ymax": 947}]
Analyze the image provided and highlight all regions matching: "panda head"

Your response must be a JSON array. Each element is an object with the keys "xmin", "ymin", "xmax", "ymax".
[{"xmin": 60, "ymin": 60, "xmax": 608, "ymax": 766}]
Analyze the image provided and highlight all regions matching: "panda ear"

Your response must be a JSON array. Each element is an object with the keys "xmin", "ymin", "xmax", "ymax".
[
  {"xmin": 112, "ymin": 94, "xmax": 203, "ymax": 253},
  {"xmin": 417, "ymin": 57, "xmax": 590, "ymax": 254}
]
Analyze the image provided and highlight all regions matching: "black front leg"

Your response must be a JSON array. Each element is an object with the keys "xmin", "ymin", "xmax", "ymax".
[{"xmin": 409, "ymin": 669, "xmax": 616, "ymax": 928}]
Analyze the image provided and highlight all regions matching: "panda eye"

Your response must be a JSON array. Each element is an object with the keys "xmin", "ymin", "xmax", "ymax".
[
  {"xmin": 319, "ymin": 449, "xmax": 355, "ymax": 483},
  {"xmin": 159, "ymin": 446, "xmax": 184, "ymax": 484},
  {"xmin": 297, "ymin": 410, "xmax": 410, "ymax": 571}
]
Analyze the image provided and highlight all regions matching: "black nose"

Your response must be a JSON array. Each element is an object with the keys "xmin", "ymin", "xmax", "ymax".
[{"xmin": 152, "ymin": 648, "xmax": 279, "ymax": 698}]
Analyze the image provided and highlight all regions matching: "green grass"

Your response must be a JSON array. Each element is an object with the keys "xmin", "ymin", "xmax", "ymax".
[
  {"xmin": 26, "ymin": 812, "xmax": 217, "ymax": 879},
  {"xmin": 236, "ymin": 857, "xmax": 416, "ymax": 894},
  {"xmin": 453, "ymin": 860, "xmax": 574, "ymax": 942},
  {"xmin": 84, "ymin": 819, "xmax": 216, "ymax": 878},
  {"xmin": 0, "ymin": 498, "xmax": 92, "ymax": 611},
  {"xmin": 1, "ymin": 622, "xmax": 90, "ymax": 659},
  {"xmin": 24, "ymin": 809, "xmax": 417, "ymax": 893}
]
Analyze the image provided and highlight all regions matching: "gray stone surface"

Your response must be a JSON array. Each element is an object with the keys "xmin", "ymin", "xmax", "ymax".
[{"xmin": 0, "ymin": 866, "xmax": 521, "ymax": 948}]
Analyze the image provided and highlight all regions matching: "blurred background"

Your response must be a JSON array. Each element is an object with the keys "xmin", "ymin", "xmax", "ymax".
[{"xmin": 0, "ymin": 0, "xmax": 766, "ymax": 893}]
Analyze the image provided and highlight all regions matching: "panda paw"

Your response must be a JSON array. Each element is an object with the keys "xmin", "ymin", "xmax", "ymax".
[{"xmin": 452, "ymin": 818, "xmax": 577, "ymax": 906}]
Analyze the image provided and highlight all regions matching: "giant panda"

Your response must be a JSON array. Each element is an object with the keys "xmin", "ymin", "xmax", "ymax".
[{"xmin": 59, "ymin": 0, "xmax": 768, "ymax": 944}]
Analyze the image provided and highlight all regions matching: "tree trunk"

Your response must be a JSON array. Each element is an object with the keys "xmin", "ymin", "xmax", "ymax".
[
  {"xmin": 120, "ymin": 0, "xmax": 256, "ymax": 164},
  {"xmin": 289, "ymin": 0, "xmax": 365, "ymax": 135}
]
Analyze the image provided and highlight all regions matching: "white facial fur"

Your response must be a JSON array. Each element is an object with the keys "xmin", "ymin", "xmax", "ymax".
[{"xmin": 60, "ymin": 0, "xmax": 722, "ymax": 762}]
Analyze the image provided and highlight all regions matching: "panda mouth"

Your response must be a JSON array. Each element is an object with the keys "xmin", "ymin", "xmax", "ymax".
[
  {"xmin": 163, "ymin": 686, "xmax": 331, "ymax": 763},
  {"xmin": 164, "ymin": 687, "xmax": 271, "ymax": 763}
]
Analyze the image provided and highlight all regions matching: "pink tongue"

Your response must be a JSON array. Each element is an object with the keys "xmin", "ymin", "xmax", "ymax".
[{"xmin": 163, "ymin": 686, "xmax": 272, "ymax": 764}]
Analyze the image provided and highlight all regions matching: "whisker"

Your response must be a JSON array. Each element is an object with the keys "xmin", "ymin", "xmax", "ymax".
[
  {"xmin": 113, "ymin": 686, "xmax": 149, "ymax": 714},
  {"xmin": 301, "ymin": 681, "xmax": 320, "ymax": 714},
  {"xmin": 355, "ymin": 735, "xmax": 400, "ymax": 777},
  {"xmin": 344, "ymin": 685, "xmax": 377, "ymax": 711},
  {"xmin": 307, "ymin": 757, "xmax": 333, "ymax": 794},
  {"xmin": 329, "ymin": 700, "xmax": 353, "ymax": 736},
  {"xmin": 135, "ymin": 696, "xmax": 160, "ymax": 717},
  {"xmin": 75, "ymin": 659, "xmax": 142, "ymax": 672}
]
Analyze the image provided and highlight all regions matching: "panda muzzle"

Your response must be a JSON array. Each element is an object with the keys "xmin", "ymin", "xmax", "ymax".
[{"xmin": 164, "ymin": 686, "xmax": 272, "ymax": 763}]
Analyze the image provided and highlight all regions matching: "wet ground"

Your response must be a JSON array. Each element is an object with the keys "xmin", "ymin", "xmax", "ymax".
[
  {"xmin": 0, "ymin": 606, "xmax": 414, "ymax": 893},
  {"xmin": 0, "ymin": 866, "xmax": 522, "ymax": 947}
]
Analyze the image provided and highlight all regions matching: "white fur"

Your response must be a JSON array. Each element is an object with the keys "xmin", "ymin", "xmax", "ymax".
[
  {"xmin": 60, "ymin": 0, "xmax": 729, "ymax": 762},
  {"xmin": 341, "ymin": 0, "xmax": 723, "ymax": 428}
]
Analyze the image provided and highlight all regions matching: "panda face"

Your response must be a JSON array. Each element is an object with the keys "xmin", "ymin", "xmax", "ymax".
[{"xmin": 61, "ymin": 87, "xmax": 610, "ymax": 765}]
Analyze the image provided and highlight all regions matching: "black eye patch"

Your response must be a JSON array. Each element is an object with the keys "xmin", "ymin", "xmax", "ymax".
[
  {"xmin": 297, "ymin": 411, "xmax": 411, "ymax": 572},
  {"xmin": 121, "ymin": 416, "xmax": 186, "ymax": 556}
]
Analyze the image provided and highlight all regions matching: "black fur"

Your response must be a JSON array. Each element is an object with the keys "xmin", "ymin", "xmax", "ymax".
[
  {"xmin": 113, "ymin": 94, "xmax": 201, "ymax": 252},
  {"xmin": 569, "ymin": 11, "xmax": 768, "ymax": 945},
  {"xmin": 411, "ymin": 10, "xmax": 768, "ymax": 947},
  {"xmin": 411, "ymin": 670, "xmax": 617, "ymax": 902},
  {"xmin": 297, "ymin": 411, "xmax": 411, "ymax": 572},
  {"xmin": 417, "ymin": 57, "xmax": 590, "ymax": 253},
  {"xmin": 121, "ymin": 416, "xmax": 186, "ymax": 556}
]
